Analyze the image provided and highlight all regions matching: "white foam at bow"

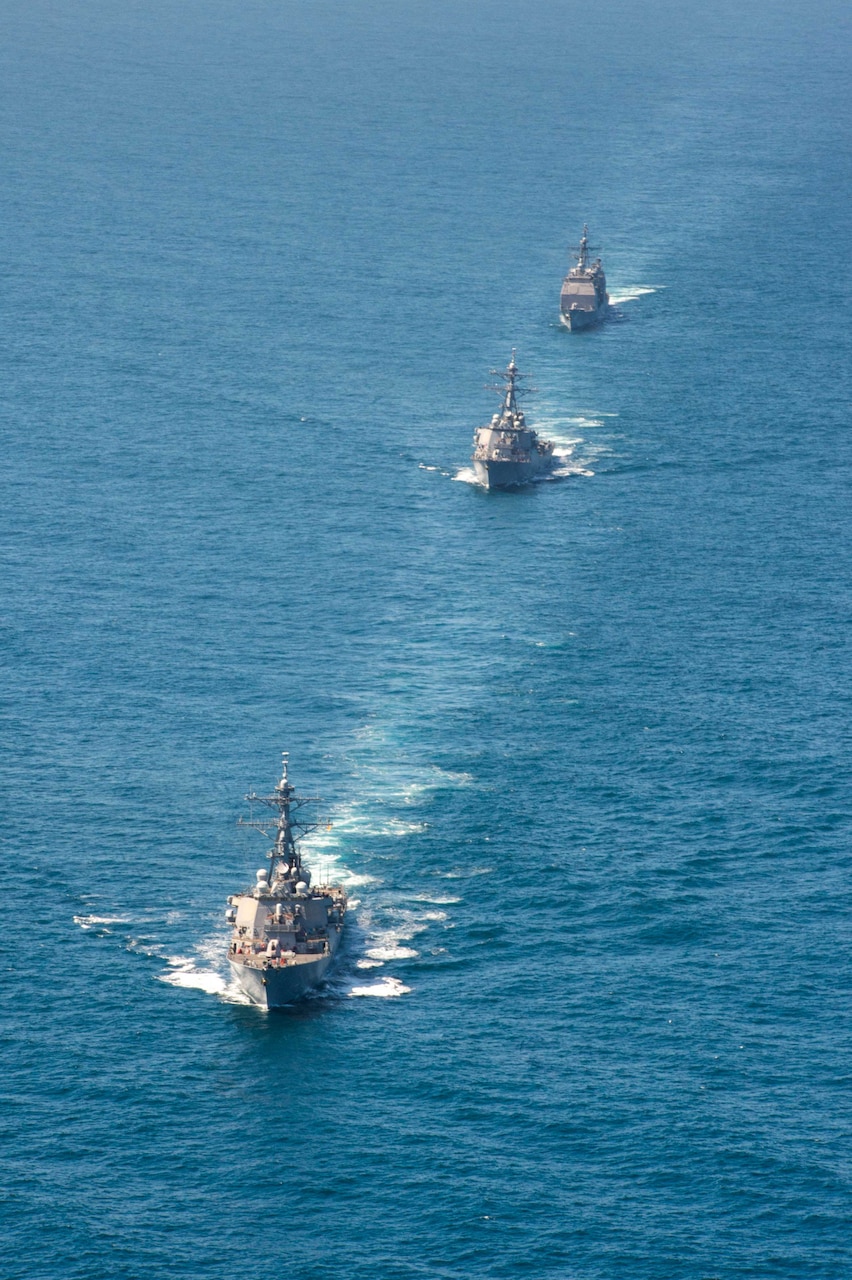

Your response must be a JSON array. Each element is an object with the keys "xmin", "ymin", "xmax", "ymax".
[{"xmin": 158, "ymin": 962, "xmax": 228, "ymax": 995}]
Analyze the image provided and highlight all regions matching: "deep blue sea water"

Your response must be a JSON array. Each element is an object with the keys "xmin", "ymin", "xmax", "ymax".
[{"xmin": 1, "ymin": 1, "xmax": 850, "ymax": 1276}]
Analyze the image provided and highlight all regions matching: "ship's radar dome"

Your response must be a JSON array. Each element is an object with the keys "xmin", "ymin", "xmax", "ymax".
[
  {"xmin": 295, "ymin": 881, "xmax": 309, "ymax": 895},
  {"xmin": 256, "ymin": 869, "xmax": 269, "ymax": 881}
]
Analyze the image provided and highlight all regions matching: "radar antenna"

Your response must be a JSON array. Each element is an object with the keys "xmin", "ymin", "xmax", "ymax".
[
  {"xmin": 485, "ymin": 349, "xmax": 536, "ymax": 416},
  {"xmin": 570, "ymin": 224, "xmax": 601, "ymax": 272},
  {"xmin": 238, "ymin": 752, "xmax": 328, "ymax": 882}
]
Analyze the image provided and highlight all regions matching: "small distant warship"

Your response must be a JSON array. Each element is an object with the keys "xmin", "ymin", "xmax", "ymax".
[
  {"xmin": 560, "ymin": 225, "xmax": 608, "ymax": 330},
  {"xmin": 226, "ymin": 755, "xmax": 346, "ymax": 1009},
  {"xmin": 471, "ymin": 351, "xmax": 554, "ymax": 489}
]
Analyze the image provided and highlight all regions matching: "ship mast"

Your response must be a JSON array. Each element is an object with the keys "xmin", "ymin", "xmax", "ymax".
[
  {"xmin": 487, "ymin": 350, "xmax": 534, "ymax": 417},
  {"xmin": 238, "ymin": 753, "xmax": 324, "ymax": 882},
  {"xmin": 570, "ymin": 224, "xmax": 600, "ymax": 273}
]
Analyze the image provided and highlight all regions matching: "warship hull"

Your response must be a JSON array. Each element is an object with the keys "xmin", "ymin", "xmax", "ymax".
[
  {"xmin": 560, "ymin": 227, "xmax": 608, "ymax": 330},
  {"xmin": 560, "ymin": 302, "xmax": 607, "ymax": 331},
  {"xmin": 229, "ymin": 931, "xmax": 342, "ymax": 1009},
  {"xmin": 474, "ymin": 455, "xmax": 552, "ymax": 490}
]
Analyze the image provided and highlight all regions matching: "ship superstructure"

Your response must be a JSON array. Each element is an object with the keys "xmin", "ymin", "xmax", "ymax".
[
  {"xmin": 560, "ymin": 225, "xmax": 609, "ymax": 330},
  {"xmin": 471, "ymin": 352, "xmax": 554, "ymax": 489},
  {"xmin": 226, "ymin": 755, "xmax": 346, "ymax": 1009}
]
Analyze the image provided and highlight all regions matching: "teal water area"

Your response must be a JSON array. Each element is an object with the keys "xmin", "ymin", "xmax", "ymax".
[{"xmin": 1, "ymin": 0, "xmax": 850, "ymax": 1276}]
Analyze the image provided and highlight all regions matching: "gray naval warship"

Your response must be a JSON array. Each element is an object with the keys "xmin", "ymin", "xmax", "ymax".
[
  {"xmin": 560, "ymin": 225, "xmax": 609, "ymax": 330},
  {"xmin": 472, "ymin": 352, "xmax": 554, "ymax": 489},
  {"xmin": 225, "ymin": 755, "xmax": 347, "ymax": 1009}
]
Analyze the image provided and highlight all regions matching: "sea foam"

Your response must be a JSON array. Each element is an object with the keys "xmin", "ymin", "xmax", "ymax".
[{"xmin": 348, "ymin": 977, "xmax": 411, "ymax": 998}]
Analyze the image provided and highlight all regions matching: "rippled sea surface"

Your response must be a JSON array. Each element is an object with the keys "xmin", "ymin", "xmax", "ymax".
[{"xmin": 2, "ymin": 1, "xmax": 850, "ymax": 1276}]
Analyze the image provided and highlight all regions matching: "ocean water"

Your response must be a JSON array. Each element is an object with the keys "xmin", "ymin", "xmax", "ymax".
[{"xmin": 1, "ymin": 0, "xmax": 850, "ymax": 1276}]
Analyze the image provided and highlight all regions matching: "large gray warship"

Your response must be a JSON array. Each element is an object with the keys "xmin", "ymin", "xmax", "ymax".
[
  {"xmin": 560, "ymin": 225, "xmax": 609, "ymax": 330},
  {"xmin": 226, "ymin": 755, "xmax": 346, "ymax": 1009},
  {"xmin": 471, "ymin": 352, "xmax": 554, "ymax": 489}
]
